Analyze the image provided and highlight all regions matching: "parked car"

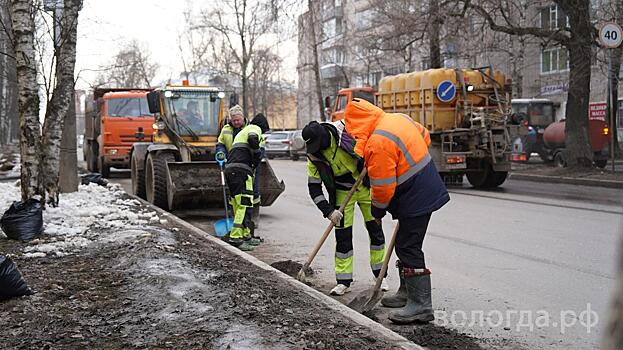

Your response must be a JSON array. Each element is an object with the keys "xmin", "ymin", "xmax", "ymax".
[
  {"xmin": 265, "ymin": 131, "xmax": 293, "ymax": 159},
  {"xmin": 289, "ymin": 130, "xmax": 306, "ymax": 161}
]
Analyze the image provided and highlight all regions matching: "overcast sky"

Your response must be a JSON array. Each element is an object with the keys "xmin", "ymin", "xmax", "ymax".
[{"xmin": 75, "ymin": 0, "xmax": 300, "ymax": 90}]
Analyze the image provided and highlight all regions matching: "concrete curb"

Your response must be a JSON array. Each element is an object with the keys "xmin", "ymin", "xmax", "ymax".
[
  {"xmin": 510, "ymin": 173, "xmax": 623, "ymax": 189},
  {"xmin": 131, "ymin": 194, "xmax": 423, "ymax": 350}
]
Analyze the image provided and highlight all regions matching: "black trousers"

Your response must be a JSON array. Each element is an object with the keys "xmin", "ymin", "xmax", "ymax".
[{"xmin": 395, "ymin": 214, "xmax": 432, "ymax": 269}]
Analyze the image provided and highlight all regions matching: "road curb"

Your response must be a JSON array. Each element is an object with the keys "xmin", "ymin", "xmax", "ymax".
[
  {"xmin": 130, "ymin": 194, "xmax": 423, "ymax": 350},
  {"xmin": 510, "ymin": 173, "xmax": 623, "ymax": 189}
]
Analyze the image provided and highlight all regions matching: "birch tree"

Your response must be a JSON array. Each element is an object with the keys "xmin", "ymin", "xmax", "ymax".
[{"xmin": 10, "ymin": 0, "xmax": 82, "ymax": 205}]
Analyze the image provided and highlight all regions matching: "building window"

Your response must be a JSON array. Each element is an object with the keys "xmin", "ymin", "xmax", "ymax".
[
  {"xmin": 355, "ymin": 9, "xmax": 374, "ymax": 31},
  {"xmin": 540, "ymin": 4, "xmax": 568, "ymax": 30},
  {"xmin": 336, "ymin": 19, "xmax": 343, "ymax": 34},
  {"xmin": 541, "ymin": 47, "xmax": 569, "ymax": 74},
  {"xmin": 323, "ymin": 19, "xmax": 336, "ymax": 39}
]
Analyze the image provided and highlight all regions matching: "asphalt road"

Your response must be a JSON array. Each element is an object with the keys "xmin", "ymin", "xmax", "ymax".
[{"xmin": 111, "ymin": 160, "xmax": 622, "ymax": 349}]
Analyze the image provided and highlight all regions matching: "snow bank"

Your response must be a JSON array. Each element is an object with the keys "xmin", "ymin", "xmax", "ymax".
[{"xmin": 1, "ymin": 182, "xmax": 162, "ymax": 258}]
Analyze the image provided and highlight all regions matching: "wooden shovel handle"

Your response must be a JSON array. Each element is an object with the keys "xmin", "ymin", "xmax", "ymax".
[
  {"xmin": 372, "ymin": 222, "xmax": 399, "ymax": 292},
  {"xmin": 302, "ymin": 168, "xmax": 368, "ymax": 268}
]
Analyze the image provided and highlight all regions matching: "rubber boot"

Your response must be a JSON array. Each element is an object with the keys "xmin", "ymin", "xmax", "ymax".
[
  {"xmin": 381, "ymin": 262, "xmax": 407, "ymax": 308},
  {"xmin": 388, "ymin": 272, "xmax": 434, "ymax": 324}
]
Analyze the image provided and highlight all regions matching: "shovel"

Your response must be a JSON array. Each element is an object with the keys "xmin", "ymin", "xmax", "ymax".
[
  {"xmin": 296, "ymin": 168, "xmax": 368, "ymax": 283},
  {"xmin": 213, "ymin": 153, "xmax": 233, "ymax": 237},
  {"xmin": 347, "ymin": 222, "xmax": 399, "ymax": 314}
]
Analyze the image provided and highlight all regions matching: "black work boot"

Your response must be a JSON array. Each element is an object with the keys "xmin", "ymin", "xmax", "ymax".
[
  {"xmin": 388, "ymin": 269, "xmax": 434, "ymax": 324},
  {"xmin": 381, "ymin": 260, "xmax": 407, "ymax": 308}
]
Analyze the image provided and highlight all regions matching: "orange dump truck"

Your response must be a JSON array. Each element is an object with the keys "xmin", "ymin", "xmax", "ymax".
[
  {"xmin": 84, "ymin": 88, "xmax": 155, "ymax": 177},
  {"xmin": 328, "ymin": 68, "xmax": 522, "ymax": 188}
]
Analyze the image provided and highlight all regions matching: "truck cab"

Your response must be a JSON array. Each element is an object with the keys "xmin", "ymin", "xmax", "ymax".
[
  {"xmin": 326, "ymin": 87, "xmax": 375, "ymax": 122},
  {"xmin": 84, "ymin": 89, "xmax": 155, "ymax": 177}
]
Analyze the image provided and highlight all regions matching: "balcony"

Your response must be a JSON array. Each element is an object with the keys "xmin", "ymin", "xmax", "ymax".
[{"xmin": 320, "ymin": 63, "xmax": 346, "ymax": 80}]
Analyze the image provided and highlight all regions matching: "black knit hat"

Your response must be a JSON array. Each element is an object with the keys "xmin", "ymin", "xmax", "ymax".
[
  {"xmin": 251, "ymin": 113, "xmax": 270, "ymax": 133},
  {"xmin": 302, "ymin": 121, "xmax": 329, "ymax": 154}
]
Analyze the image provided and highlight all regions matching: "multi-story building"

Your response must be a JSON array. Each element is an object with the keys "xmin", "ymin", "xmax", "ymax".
[{"xmin": 298, "ymin": 0, "xmax": 623, "ymax": 132}]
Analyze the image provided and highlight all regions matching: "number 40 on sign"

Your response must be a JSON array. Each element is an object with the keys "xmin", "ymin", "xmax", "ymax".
[{"xmin": 599, "ymin": 22, "xmax": 623, "ymax": 48}]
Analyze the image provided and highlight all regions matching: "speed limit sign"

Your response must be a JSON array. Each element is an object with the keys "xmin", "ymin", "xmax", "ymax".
[{"xmin": 599, "ymin": 22, "xmax": 623, "ymax": 48}]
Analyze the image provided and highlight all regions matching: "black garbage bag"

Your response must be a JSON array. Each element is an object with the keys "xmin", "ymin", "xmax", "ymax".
[
  {"xmin": 80, "ymin": 173, "xmax": 108, "ymax": 186},
  {"xmin": 0, "ymin": 255, "xmax": 33, "ymax": 300},
  {"xmin": 0, "ymin": 199, "xmax": 43, "ymax": 241}
]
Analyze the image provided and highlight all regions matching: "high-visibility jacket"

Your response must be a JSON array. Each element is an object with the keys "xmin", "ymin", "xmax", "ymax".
[
  {"xmin": 226, "ymin": 124, "xmax": 264, "ymax": 174},
  {"xmin": 306, "ymin": 121, "xmax": 363, "ymax": 217},
  {"xmin": 216, "ymin": 122, "xmax": 246, "ymax": 155},
  {"xmin": 344, "ymin": 99, "xmax": 449, "ymax": 219}
]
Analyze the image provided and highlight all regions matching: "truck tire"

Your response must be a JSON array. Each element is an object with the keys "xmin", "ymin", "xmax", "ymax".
[
  {"xmin": 98, "ymin": 156, "xmax": 110, "ymax": 178},
  {"xmin": 145, "ymin": 152, "xmax": 174, "ymax": 210},
  {"xmin": 594, "ymin": 159, "xmax": 607, "ymax": 169},
  {"xmin": 466, "ymin": 168, "xmax": 489, "ymax": 188},
  {"xmin": 131, "ymin": 152, "xmax": 146, "ymax": 199},
  {"xmin": 466, "ymin": 160, "xmax": 507, "ymax": 189},
  {"xmin": 484, "ymin": 171, "xmax": 508, "ymax": 188},
  {"xmin": 554, "ymin": 152, "xmax": 566, "ymax": 168}
]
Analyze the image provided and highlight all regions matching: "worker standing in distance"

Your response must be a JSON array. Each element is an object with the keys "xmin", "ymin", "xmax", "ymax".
[
  {"xmin": 217, "ymin": 113, "xmax": 270, "ymax": 251},
  {"xmin": 302, "ymin": 120, "xmax": 388, "ymax": 296},
  {"xmin": 344, "ymin": 98, "xmax": 449, "ymax": 324},
  {"xmin": 216, "ymin": 105, "xmax": 247, "ymax": 156}
]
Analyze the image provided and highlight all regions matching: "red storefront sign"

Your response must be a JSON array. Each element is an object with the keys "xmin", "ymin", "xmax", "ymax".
[{"xmin": 589, "ymin": 102, "xmax": 607, "ymax": 121}]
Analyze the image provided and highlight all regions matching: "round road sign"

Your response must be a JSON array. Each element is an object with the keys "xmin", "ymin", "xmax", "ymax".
[
  {"xmin": 599, "ymin": 22, "xmax": 623, "ymax": 48},
  {"xmin": 437, "ymin": 80, "xmax": 456, "ymax": 103}
]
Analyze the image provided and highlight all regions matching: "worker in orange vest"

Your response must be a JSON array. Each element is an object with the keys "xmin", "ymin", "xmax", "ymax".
[{"xmin": 344, "ymin": 98, "xmax": 449, "ymax": 324}]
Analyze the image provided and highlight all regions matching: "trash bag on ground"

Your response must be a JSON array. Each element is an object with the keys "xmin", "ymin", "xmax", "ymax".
[
  {"xmin": 80, "ymin": 173, "xmax": 108, "ymax": 186},
  {"xmin": 0, "ymin": 199, "xmax": 43, "ymax": 241},
  {"xmin": 0, "ymin": 255, "xmax": 33, "ymax": 300}
]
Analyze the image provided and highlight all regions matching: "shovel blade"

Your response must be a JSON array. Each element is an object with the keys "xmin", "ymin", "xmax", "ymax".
[{"xmin": 347, "ymin": 288, "xmax": 384, "ymax": 314}]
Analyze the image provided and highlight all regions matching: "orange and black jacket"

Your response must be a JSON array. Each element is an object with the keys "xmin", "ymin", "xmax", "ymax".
[{"xmin": 344, "ymin": 99, "xmax": 449, "ymax": 219}]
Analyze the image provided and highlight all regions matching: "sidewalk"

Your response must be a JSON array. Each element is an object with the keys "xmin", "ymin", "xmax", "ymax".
[
  {"xmin": 0, "ymin": 182, "xmax": 419, "ymax": 349},
  {"xmin": 511, "ymin": 161, "xmax": 623, "ymax": 189}
]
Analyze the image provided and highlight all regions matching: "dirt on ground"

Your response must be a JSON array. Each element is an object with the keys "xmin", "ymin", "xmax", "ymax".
[
  {"xmin": 0, "ymin": 199, "xmax": 404, "ymax": 349},
  {"xmin": 270, "ymin": 259, "xmax": 314, "ymax": 278}
]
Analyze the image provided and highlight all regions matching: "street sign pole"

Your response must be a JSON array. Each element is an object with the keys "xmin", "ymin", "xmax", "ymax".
[{"xmin": 599, "ymin": 22, "xmax": 622, "ymax": 172}]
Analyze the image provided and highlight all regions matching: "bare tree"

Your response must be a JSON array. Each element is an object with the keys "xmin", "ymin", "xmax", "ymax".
[
  {"xmin": 97, "ymin": 40, "xmax": 158, "ymax": 88},
  {"xmin": 10, "ymin": 0, "xmax": 82, "ymax": 204},
  {"xmin": 465, "ymin": 0, "xmax": 597, "ymax": 168},
  {"xmin": 0, "ymin": 0, "xmax": 18, "ymax": 146},
  {"xmin": 249, "ymin": 48, "xmax": 280, "ymax": 116},
  {"xmin": 200, "ymin": 0, "xmax": 278, "ymax": 116}
]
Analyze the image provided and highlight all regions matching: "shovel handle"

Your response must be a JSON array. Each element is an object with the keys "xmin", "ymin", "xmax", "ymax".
[
  {"xmin": 302, "ymin": 168, "xmax": 368, "ymax": 268},
  {"xmin": 372, "ymin": 222, "xmax": 399, "ymax": 292}
]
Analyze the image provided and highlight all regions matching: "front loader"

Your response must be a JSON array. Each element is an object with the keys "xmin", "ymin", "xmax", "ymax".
[{"xmin": 129, "ymin": 83, "xmax": 285, "ymax": 212}]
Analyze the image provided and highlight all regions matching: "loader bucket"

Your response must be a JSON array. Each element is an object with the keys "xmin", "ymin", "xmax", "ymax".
[{"xmin": 165, "ymin": 160, "xmax": 285, "ymax": 211}]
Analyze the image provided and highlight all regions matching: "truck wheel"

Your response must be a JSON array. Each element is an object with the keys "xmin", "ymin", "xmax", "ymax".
[
  {"xmin": 554, "ymin": 152, "xmax": 566, "ymax": 168},
  {"xmin": 484, "ymin": 171, "xmax": 508, "ymax": 188},
  {"xmin": 594, "ymin": 159, "xmax": 607, "ymax": 169},
  {"xmin": 131, "ymin": 153, "xmax": 146, "ymax": 199},
  {"xmin": 98, "ymin": 156, "xmax": 110, "ymax": 178},
  {"xmin": 145, "ymin": 152, "xmax": 173, "ymax": 210},
  {"xmin": 466, "ymin": 169, "xmax": 490, "ymax": 188}
]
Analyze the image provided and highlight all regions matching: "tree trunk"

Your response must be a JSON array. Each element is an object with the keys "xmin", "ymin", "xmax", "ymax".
[
  {"xmin": 558, "ymin": 0, "xmax": 594, "ymax": 167},
  {"xmin": 11, "ymin": 0, "xmax": 41, "ymax": 201},
  {"xmin": 40, "ymin": 0, "xmax": 81, "ymax": 206},
  {"xmin": 0, "ymin": 0, "xmax": 18, "ymax": 146},
  {"xmin": 307, "ymin": 0, "xmax": 325, "ymax": 121},
  {"xmin": 429, "ymin": 0, "xmax": 442, "ymax": 69}
]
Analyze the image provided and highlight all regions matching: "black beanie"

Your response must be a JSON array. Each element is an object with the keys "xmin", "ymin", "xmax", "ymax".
[{"xmin": 251, "ymin": 113, "xmax": 270, "ymax": 133}]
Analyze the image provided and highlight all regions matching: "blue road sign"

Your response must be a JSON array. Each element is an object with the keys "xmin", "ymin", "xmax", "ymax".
[{"xmin": 437, "ymin": 80, "xmax": 456, "ymax": 103}]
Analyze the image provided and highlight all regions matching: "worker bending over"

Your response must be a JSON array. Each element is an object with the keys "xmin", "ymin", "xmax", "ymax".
[
  {"xmin": 218, "ymin": 113, "xmax": 270, "ymax": 251},
  {"xmin": 303, "ymin": 120, "xmax": 388, "ymax": 296},
  {"xmin": 344, "ymin": 99, "xmax": 449, "ymax": 324}
]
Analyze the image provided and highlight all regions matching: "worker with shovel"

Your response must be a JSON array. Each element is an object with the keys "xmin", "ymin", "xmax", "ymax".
[
  {"xmin": 344, "ymin": 99, "xmax": 449, "ymax": 324},
  {"xmin": 218, "ymin": 113, "xmax": 270, "ymax": 251},
  {"xmin": 302, "ymin": 120, "xmax": 388, "ymax": 296}
]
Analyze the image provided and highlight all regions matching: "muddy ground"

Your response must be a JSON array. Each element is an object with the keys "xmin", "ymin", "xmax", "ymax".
[
  {"xmin": 511, "ymin": 159, "xmax": 623, "ymax": 182},
  {"xmin": 0, "ymin": 201, "xmax": 404, "ymax": 349}
]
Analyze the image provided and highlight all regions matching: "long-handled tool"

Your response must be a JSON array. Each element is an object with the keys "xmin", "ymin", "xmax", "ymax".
[
  {"xmin": 347, "ymin": 222, "xmax": 399, "ymax": 314},
  {"xmin": 296, "ymin": 168, "xmax": 368, "ymax": 283},
  {"xmin": 213, "ymin": 153, "xmax": 233, "ymax": 237}
]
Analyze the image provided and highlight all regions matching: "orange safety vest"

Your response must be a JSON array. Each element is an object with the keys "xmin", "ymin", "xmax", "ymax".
[{"xmin": 345, "ymin": 99, "xmax": 433, "ymax": 210}]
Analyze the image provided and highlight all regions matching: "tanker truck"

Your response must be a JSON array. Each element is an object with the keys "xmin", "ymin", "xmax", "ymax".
[
  {"xmin": 328, "ymin": 67, "xmax": 522, "ymax": 188},
  {"xmin": 542, "ymin": 119, "xmax": 610, "ymax": 168}
]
